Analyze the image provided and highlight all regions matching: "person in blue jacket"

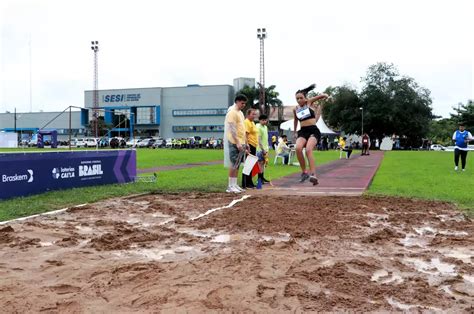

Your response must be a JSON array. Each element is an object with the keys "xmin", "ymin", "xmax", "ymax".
[{"xmin": 452, "ymin": 122, "xmax": 473, "ymax": 171}]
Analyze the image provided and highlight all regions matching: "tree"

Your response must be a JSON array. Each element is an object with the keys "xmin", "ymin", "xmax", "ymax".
[
  {"xmin": 451, "ymin": 100, "xmax": 474, "ymax": 130},
  {"xmin": 236, "ymin": 84, "xmax": 283, "ymax": 119},
  {"xmin": 428, "ymin": 118, "xmax": 457, "ymax": 146},
  {"xmin": 321, "ymin": 85, "xmax": 361, "ymax": 133},
  {"xmin": 360, "ymin": 62, "xmax": 434, "ymax": 146},
  {"xmin": 259, "ymin": 84, "xmax": 283, "ymax": 117}
]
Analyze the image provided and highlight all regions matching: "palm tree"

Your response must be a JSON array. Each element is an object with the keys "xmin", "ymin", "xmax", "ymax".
[
  {"xmin": 261, "ymin": 84, "xmax": 283, "ymax": 117},
  {"xmin": 236, "ymin": 84, "xmax": 283, "ymax": 117}
]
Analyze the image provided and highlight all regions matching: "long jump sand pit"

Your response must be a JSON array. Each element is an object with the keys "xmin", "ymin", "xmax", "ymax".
[{"xmin": 1, "ymin": 193, "xmax": 473, "ymax": 312}]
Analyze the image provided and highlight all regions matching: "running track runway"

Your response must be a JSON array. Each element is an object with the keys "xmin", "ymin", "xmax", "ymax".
[{"xmin": 250, "ymin": 151, "xmax": 384, "ymax": 196}]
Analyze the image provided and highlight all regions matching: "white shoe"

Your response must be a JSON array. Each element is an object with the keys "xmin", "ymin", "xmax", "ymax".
[
  {"xmin": 455, "ymin": 166, "xmax": 458, "ymax": 171},
  {"xmin": 226, "ymin": 186, "xmax": 241, "ymax": 193},
  {"xmin": 233, "ymin": 185, "xmax": 245, "ymax": 192},
  {"xmin": 462, "ymin": 169, "xmax": 465, "ymax": 172}
]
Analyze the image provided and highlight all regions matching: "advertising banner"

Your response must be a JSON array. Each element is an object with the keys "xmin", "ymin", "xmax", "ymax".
[{"xmin": 0, "ymin": 150, "xmax": 136, "ymax": 200}]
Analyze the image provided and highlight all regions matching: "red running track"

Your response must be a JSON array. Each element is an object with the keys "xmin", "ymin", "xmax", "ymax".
[{"xmin": 250, "ymin": 151, "xmax": 384, "ymax": 196}]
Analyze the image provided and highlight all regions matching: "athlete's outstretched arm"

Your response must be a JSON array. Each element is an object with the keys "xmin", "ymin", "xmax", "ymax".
[{"xmin": 307, "ymin": 93, "xmax": 329, "ymax": 106}]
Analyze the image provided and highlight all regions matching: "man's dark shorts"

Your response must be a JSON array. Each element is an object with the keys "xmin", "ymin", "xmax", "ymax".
[{"xmin": 229, "ymin": 144, "xmax": 245, "ymax": 167}]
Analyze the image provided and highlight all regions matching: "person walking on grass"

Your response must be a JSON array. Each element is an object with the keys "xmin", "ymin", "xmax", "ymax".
[
  {"xmin": 293, "ymin": 84, "xmax": 329, "ymax": 185},
  {"xmin": 453, "ymin": 122, "xmax": 473, "ymax": 172},
  {"xmin": 223, "ymin": 94, "xmax": 248, "ymax": 193}
]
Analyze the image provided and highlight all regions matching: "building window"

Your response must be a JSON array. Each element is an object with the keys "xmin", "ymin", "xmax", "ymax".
[
  {"xmin": 172, "ymin": 108, "xmax": 227, "ymax": 116},
  {"xmin": 136, "ymin": 107, "xmax": 156, "ymax": 124},
  {"xmin": 172, "ymin": 125, "xmax": 224, "ymax": 132}
]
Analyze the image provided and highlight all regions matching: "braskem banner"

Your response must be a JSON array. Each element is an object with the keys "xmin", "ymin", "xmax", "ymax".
[{"xmin": 0, "ymin": 150, "xmax": 136, "ymax": 200}]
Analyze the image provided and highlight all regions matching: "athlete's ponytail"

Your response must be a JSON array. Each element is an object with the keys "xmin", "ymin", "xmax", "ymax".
[{"xmin": 296, "ymin": 84, "xmax": 316, "ymax": 96}]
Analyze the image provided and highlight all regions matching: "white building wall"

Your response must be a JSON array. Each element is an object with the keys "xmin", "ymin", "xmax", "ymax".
[
  {"xmin": 233, "ymin": 77, "xmax": 255, "ymax": 93},
  {"xmin": 161, "ymin": 85, "xmax": 233, "ymax": 139}
]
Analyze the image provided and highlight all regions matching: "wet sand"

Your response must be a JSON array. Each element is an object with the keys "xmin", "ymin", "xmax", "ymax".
[{"xmin": 1, "ymin": 193, "xmax": 473, "ymax": 312}]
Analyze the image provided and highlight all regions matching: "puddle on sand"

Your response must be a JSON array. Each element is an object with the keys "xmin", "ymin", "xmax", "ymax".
[
  {"xmin": 399, "ymin": 233, "xmax": 430, "ymax": 248},
  {"xmin": 438, "ymin": 230, "xmax": 468, "ymax": 236},
  {"xmin": 371, "ymin": 269, "xmax": 388, "ymax": 281},
  {"xmin": 371, "ymin": 269, "xmax": 403, "ymax": 284},
  {"xmin": 158, "ymin": 218, "xmax": 175, "ymax": 226},
  {"xmin": 438, "ymin": 247, "xmax": 474, "ymax": 264},
  {"xmin": 152, "ymin": 213, "xmax": 171, "ymax": 218},
  {"xmin": 178, "ymin": 228, "xmax": 214, "ymax": 238},
  {"xmin": 126, "ymin": 218, "xmax": 143, "ymax": 225},
  {"xmin": 414, "ymin": 226, "xmax": 437, "ymax": 236},
  {"xmin": 75, "ymin": 226, "xmax": 94, "ymax": 233},
  {"xmin": 208, "ymin": 232, "xmax": 291, "ymax": 244},
  {"xmin": 366, "ymin": 213, "xmax": 390, "ymax": 228},
  {"xmin": 387, "ymin": 297, "xmax": 419, "ymax": 310},
  {"xmin": 211, "ymin": 234, "xmax": 231, "ymax": 243},
  {"xmin": 386, "ymin": 297, "xmax": 440, "ymax": 311},
  {"xmin": 414, "ymin": 225, "xmax": 469, "ymax": 237},
  {"xmin": 436, "ymin": 214, "xmax": 465, "ymax": 223},
  {"xmin": 463, "ymin": 275, "xmax": 474, "ymax": 284},
  {"xmin": 261, "ymin": 232, "xmax": 291, "ymax": 243},
  {"xmin": 382, "ymin": 273, "xmax": 403, "ymax": 284},
  {"xmin": 404, "ymin": 257, "xmax": 457, "ymax": 277},
  {"xmin": 116, "ymin": 246, "xmax": 201, "ymax": 261},
  {"xmin": 39, "ymin": 241, "xmax": 53, "ymax": 247}
]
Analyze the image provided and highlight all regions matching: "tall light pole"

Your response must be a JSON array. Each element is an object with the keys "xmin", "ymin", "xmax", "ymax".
[
  {"xmin": 359, "ymin": 107, "xmax": 364, "ymax": 135},
  {"xmin": 257, "ymin": 28, "xmax": 267, "ymax": 114},
  {"xmin": 91, "ymin": 41, "xmax": 99, "ymax": 139}
]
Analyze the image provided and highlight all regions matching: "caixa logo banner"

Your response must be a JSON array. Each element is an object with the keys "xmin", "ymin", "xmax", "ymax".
[{"xmin": 0, "ymin": 150, "xmax": 136, "ymax": 200}]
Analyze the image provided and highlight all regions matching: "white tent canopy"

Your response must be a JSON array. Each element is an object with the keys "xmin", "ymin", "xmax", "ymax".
[{"xmin": 279, "ymin": 116, "xmax": 337, "ymax": 134}]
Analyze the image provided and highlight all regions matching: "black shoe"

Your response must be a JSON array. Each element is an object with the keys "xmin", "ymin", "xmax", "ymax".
[
  {"xmin": 299, "ymin": 173, "xmax": 310, "ymax": 183},
  {"xmin": 309, "ymin": 175, "xmax": 319, "ymax": 186},
  {"xmin": 262, "ymin": 178, "xmax": 271, "ymax": 183}
]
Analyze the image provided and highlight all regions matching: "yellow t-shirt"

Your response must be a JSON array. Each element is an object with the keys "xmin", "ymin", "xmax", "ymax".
[
  {"xmin": 339, "ymin": 138, "xmax": 346, "ymax": 149},
  {"xmin": 244, "ymin": 119, "xmax": 258, "ymax": 147},
  {"xmin": 225, "ymin": 106, "xmax": 245, "ymax": 145}
]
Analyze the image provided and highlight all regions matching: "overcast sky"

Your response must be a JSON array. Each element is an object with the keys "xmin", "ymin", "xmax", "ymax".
[{"xmin": 1, "ymin": 0, "xmax": 472, "ymax": 118}]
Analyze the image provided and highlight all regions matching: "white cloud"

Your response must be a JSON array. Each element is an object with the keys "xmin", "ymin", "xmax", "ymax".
[{"xmin": 1, "ymin": 0, "xmax": 472, "ymax": 118}]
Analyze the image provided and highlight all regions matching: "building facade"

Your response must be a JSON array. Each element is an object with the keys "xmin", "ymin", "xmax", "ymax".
[
  {"xmin": 84, "ymin": 84, "xmax": 234, "ymax": 139},
  {"xmin": 0, "ymin": 79, "xmax": 258, "ymax": 141},
  {"xmin": 0, "ymin": 111, "xmax": 84, "ymax": 141}
]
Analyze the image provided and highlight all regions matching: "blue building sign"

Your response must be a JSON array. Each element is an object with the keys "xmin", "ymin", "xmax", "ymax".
[
  {"xmin": 103, "ymin": 94, "xmax": 141, "ymax": 103},
  {"xmin": 0, "ymin": 150, "xmax": 137, "ymax": 200}
]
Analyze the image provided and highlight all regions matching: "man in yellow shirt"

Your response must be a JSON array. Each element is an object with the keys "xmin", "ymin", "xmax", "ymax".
[
  {"xmin": 243, "ymin": 108, "xmax": 258, "ymax": 188},
  {"xmin": 224, "ymin": 95, "xmax": 248, "ymax": 193}
]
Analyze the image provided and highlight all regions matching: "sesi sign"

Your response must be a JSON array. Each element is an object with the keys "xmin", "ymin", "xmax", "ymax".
[{"xmin": 103, "ymin": 94, "xmax": 141, "ymax": 103}]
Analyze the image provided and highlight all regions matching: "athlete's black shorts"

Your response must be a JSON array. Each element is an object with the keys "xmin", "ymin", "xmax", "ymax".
[{"xmin": 297, "ymin": 125, "xmax": 321, "ymax": 143}]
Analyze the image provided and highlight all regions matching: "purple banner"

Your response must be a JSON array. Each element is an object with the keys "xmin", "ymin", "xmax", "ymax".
[{"xmin": 0, "ymin": 150, "xmax": 136, "ymax": 200}]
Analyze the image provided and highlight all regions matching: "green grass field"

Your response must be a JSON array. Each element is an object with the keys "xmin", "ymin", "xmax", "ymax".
[
  {"xmin": 1, "ymin": 148, "xmax": 472, "ymax": 221},
  {"xmin": 137, "ymin": 149, "xmax": 223, "ymax": 169},
  {"xmin": 0, "ymin": 148, "xmax": 340, "ymax": 221},
  {"xmin": 368, "ymin": 151, "xmax": 474, "ymax": 211}
]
